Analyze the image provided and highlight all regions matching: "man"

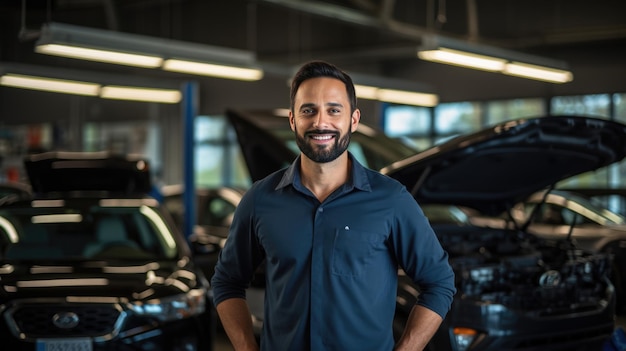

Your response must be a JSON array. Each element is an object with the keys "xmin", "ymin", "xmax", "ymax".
[{"xmin": 211, "ymin": 60, "xmax": 455, "ymax": 351}]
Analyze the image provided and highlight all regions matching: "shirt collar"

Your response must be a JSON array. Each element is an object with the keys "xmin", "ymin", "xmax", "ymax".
[{"xmin": 276, "ymin": 152, "xmax": 372, "ymax": 193}]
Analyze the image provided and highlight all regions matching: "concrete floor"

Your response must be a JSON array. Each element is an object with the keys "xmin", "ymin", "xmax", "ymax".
[{"xmin": 213, "ymin": 315, "xmax": 626, "ymax": 350}]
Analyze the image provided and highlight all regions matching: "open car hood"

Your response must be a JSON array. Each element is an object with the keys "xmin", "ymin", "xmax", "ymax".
[
  {"xmin": 381, "ymin": 115, "xmax": 626, "ymax": 215},
  {"xmin": 226, "ymin": 109, "xmax": 298, "ymax": 182}
]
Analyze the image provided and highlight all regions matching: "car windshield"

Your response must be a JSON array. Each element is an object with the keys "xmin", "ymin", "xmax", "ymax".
[{"xmin": 0, "ymin": 199, "xmax": 179, "ymax": 261}]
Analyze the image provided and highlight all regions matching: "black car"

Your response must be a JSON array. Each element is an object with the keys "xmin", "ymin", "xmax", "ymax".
[
  {"xmin": 224, "ymin": 110, "xmax": 624, "ymax": 351},
  {"xmin": 382, "ymin": 115, "xmax": 626, "ymax": 350},
  {"xmin": 0, "ymin": 152, "xmax": 215, "ymax": 351}
]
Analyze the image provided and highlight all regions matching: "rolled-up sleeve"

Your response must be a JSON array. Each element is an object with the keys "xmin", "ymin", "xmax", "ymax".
[
  {"xmin": 391, "ymin": 188, "xmax": 456, "ymax": 318},
  {"xmin": 211, "ymin": 187, "xmax": 264, "ymax": 306}
]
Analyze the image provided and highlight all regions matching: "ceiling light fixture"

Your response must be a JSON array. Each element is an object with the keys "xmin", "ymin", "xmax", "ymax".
[
  {"xmin": 355, "ymin": 85, "xmax": 439, "ymax": 107},
  {"xmin": 0, "ymin": 64, "xmax": 182, "ymax": 104},
  {"xmin": 36, "ymin": 44, "xmax": 163, "ymax": 68},
  {"xmin": 503, "ymin": 62, "xmax": 573, "ymax": 83},
  {"xmin": 350, "ymin": 73, "xmax": 439, "ymax": 107},
  {"xmin": 0, "ymin": 73, "xmax": 100, "ymax": 96},
  {"xmin": 35, "ymin": 23, "xmax": 264, "ymax": 81},
  {"xmin": 162, "ymin": 59, "xmax": 263, "ymax": 81},
  {"xmin": 100, "ymin": 86, "xmax": 182, "ymax": 103},
  {"xmin": 417, "ymin": 34, "xmax": 573, "ymax": 83}
]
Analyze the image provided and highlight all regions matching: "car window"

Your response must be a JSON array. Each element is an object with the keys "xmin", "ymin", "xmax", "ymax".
[
  {"xmin": 538, "ymin": 204, "xmax": 566, "ymax": 224},
  {"xmin": 527, "ymin": 203, "xmax": 598, "ymax": 226},
  {"xmin": 0, "ymin": 203, "xmax": 177, "ymax": 261},
  {"xmin": 203, "ymin": 196, "xmax": 237, "ymax": 227}
]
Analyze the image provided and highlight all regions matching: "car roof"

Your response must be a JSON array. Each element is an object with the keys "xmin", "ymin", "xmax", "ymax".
[{"xmin": 24, "ymin": 151, "xmax": 152, "ymax": 196}]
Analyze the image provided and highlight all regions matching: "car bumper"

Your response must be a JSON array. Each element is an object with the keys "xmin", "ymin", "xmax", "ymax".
[
  {"xmin": 438, "ymin": 297, "xmax": 615, "ymax": 351},
  {"xmin": 0, "ymin": 314, "xmax": 215, "ymax": 351}
]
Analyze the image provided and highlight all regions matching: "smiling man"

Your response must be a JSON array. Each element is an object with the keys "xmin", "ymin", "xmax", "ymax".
[{"xmin": 211, "ymin": 60, "xmax": 455, "ymax": 351}]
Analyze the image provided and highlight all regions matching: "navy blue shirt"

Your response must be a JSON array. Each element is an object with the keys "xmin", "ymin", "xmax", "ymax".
[{"xmin": 211, "ymin": 154, "xmax": 455, "ymax": 351}]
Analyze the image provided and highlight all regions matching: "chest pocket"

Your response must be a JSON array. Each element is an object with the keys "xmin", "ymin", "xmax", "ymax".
[{"xmin": 331, "ymin": 229, "xmax": 387, "ymax": 277}]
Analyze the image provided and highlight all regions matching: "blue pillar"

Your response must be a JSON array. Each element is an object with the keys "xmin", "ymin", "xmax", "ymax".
[{"xmin": 182, "ymin": 81, "xmax": 198, "ymax": 242}]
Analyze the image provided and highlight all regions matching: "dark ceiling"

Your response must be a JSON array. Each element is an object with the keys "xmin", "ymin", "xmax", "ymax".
[{"xmin": 1, "ymin": 0, "xmax": 626, "ymax": 104}]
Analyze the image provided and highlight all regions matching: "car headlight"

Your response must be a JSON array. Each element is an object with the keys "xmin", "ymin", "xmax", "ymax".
[
  {"xmin": 460, "ymin": 266, "xmax": 498, "ymax": 297},
  {"xmin": 453, "ymin": 327, "xmax": 482, "ymax": 351},
  {"xmin": 128, "ymin": 288, "xmax": 207, "ymax": 322}
]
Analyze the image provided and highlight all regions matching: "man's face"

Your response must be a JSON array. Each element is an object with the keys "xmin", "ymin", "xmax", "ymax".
[{"xmin": 289, "ymin": 77, "xmax": 360, "ymax": 163}]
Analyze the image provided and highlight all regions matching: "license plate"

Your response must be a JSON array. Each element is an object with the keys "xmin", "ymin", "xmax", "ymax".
[{"xmin": 36, "ymin": 338, "xmax": 93, "ymax": 351}]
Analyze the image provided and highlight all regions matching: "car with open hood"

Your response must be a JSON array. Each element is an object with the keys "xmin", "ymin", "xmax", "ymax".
[
  {"xmin": 0, "ymin": 152, "xmax": 215, "ymax": 351},
  {"xmin": 380, "ymin": 115, "xmax": 626, "ymax": 350},
  {"xmin": 218, "ymin": 110, "xmax": 626, "ymax": 351}
]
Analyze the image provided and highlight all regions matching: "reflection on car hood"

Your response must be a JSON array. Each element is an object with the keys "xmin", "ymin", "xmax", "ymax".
[
  {"xmin": 381, "ymin": 116, "xmax": 626, "ymax": 215},
  {"xmin": 0, "ymin": 260, "xmax": 201, "ymax": 300}
]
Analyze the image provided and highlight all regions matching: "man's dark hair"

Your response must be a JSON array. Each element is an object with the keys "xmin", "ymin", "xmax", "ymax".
[{"xmin": 289, "ymin": 60, "xmax": 357, "ymax": 113}]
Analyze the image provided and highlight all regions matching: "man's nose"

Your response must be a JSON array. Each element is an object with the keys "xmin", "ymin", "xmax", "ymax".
[{"xmin": 312, "ymin": 111, "xmax": 330, "ymax": 128}]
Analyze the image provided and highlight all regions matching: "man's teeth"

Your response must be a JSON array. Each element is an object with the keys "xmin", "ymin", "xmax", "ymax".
[{"xmin": 312, "ymin": 135, "xmax": 333, "ymax": 140}]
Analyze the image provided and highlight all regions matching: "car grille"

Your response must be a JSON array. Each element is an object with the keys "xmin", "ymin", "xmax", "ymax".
[{"xmin": 5, "ymin": 302, "xmax": 126, "ymax": 340}]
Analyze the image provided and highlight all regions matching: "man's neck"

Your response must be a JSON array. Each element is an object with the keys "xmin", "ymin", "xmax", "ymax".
[{"xmin": 299, "ymin": 153, "xmax": 351, "ymax": 202}]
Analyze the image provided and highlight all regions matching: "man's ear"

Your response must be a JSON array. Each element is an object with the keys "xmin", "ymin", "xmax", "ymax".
[
  {"xmin": 289, "ymin": 110, "xmax": 296, "ymax": 132},
  {"xmin": 351, "ymin": 109, "xmax": 361, "ymax": 133}
]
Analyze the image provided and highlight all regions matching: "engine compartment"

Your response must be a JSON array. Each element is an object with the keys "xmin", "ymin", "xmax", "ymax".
[{"xmin": 433, "ymin": 223, "xmax": 612, "ymax": 313}]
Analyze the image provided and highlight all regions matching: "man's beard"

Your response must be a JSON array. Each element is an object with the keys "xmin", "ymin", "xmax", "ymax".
[{"xmin": 295, "ymin": 127, "xmax": 351, "ymax": 163}]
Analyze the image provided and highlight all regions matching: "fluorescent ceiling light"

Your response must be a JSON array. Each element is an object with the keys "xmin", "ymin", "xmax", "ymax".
[
  {"xmin": 417, "ymin": 34, "xmax": 573, "ymax": 83},
  {"xmin": 0, "ymin": 68, "xmax": 181, "ymax": 104},
  {"xmin": 0, "ymin": 73, "xmax": 100, "ymax": 96},
  {"xmin": 378, "ymin": 88, "xmax": 438, "ymax": 107},
  {"xmin": 163, "ymin": 59, "xmax": 263, "ymax": 81},
  {"xmin": 355, "ymin": 84, "xmax": 438, "ymax": 107},
  {"xmin": 35, "ymin": 23, "xmax": 264, "ymax": 81},
  {"xmin": 504, "ymin": 62, "xmax": 573, "ymax": 83},
  {"xmin": 100, "ymin": 86, "xmax": 181, "ymax": 103},
  {"xmin": 418, "ymin": 48, "xmax": 506, "ymax": 72},
  {"xmin": 36, "ymin": 44, "xmax": 163, "ymax": 68},
  {"xmin": 354, "ymin": 84, "xmax": 380, "ymax": 100}
]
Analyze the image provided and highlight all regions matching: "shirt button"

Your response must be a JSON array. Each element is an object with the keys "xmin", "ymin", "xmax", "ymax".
[{"xmin": 318, "ymin": 207, "xmax": 323, "ymax": 212}]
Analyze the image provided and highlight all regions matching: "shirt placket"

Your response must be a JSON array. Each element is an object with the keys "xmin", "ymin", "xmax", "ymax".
[{"xmin": 310, "ymin": 203, "xmax": 326, "ymax": 349}]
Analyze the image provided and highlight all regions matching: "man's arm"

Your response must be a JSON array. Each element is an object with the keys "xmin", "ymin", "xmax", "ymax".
[
  {"xmin": 216, "ymin": 298, "xmax": 259, "ymax": 351},
  {"xmin": 394, "ymin": 305, "xmax": 443, "ymax": 351}
]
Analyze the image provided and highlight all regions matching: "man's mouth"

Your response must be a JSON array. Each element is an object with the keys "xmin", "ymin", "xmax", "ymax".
[
  {"xmin": 310, "ymin": 134, "xmax": 334, "ymax": 141},
  {"xmin": 306, "ymin": 131, "xmax": 338, "ymax": 143}
]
